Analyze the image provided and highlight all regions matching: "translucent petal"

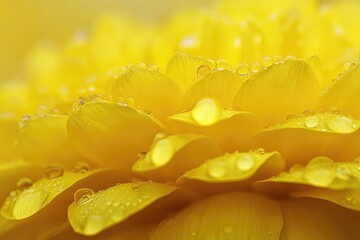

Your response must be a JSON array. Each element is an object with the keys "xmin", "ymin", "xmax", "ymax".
[
  {"xmin": 67, "ymin": 101, "xmax": 163, "ymax": 169},
  {"xmin": 234, "ymin": 59, "xmax": 321, "ymax": 124},
  {"xmin": 165, "ymin": 52, "xmax": 215, "ymax": 92},
  {"xmin": 16, "ymin": 114, "xmax": 82, "ymax": 168},
  {"xmin": 132, "ymin": 134, "xmax": 222, "ymax": 181},
  {"xmin": 150, "ymin": 192, "xmax": 283, "ymax": 240},
  {"xmin": 177, "ymin": 150, "xmax": 285, "ymax": 194},
  {"xmin": 280, "ymin": 198, "xmax": 360, "ymax": 240},
  {"xmin": 184, "ymin": 69, "xmax": 245, "ymax": 109},
  {"xmin": 168, "ymin": 107, "xmax": 259, "ymax": 152},
  {"xmin": 317, "ymin": 64, "xmax": 360, "ymax": 118},
  {"xmin": 68, "ymin": 181, "xmax": 190, "ymax": 236},
  {"xmin": 111, "ymin": 66, "xmax": 183, "ymax": 120},
  {"xmin": 0, "ymin": 115, "xmax": 19, "ymax": 160},
  {"xmin": 250, "ymin": 112, "xmax": 360, "ymax": 167}
]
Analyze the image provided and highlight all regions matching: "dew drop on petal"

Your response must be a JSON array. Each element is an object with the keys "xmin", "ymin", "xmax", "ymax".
[
  {"xmin": 151, "ymin": 139, "xmax": 174, "ymax": 166},
  {"xmin": 236, "ymin": 63, "xmax": 249, "ymax": 76},
  {"xmin": 73, "ymin": 162, "xmax": 91, "ymax": 173},
  {"xmin": 197, "ymin": 64, "xmax": 212, "ymax": 78},
  {"xmin": 208, "ymin": 161, "xmax": 226, "ymax": 178},
  {"xmin": 273, "ymin": 55, "xmax": 283, "ymax": 64},
  {"xmin": 336, "ymin": 166, "xmax": 351, "ymax": 180},
  {"xmin": 343, "ymin": 62, "xmax": 351, "ymax": 72},
  {"xmin": 251, "ymin": 62, "xmax": 262, "ymax": 73},
  {"xmin": 16, "ymin": 177, "xmax": 33, "ymax": 189},
  {"xmin": 327, "ymin": 116, "xmax": 354, "ymax": 133},
  {"xmin": 191, "ymin": 98, "xmax": 222, "ymax": 126},
  {"xmin": 304, "ymin": 167, "xmax": 335, "ymax": 187},
  {"xmin": 19, "ymin": 115, "xmax": 31, "ymax": 129},
  {"xmin": 74, "ymin": 188, "xmax": 95, "ymax": 204},
  {"xmin": 307, "ymin": 157, "xmax": 334, "ymax": 169},
  {"xmin": 45, "ymin": 164, "xmax": 64, "ymax": 179},
  {"xmin": 262, "ymin": 56, "xmax": 273, "ymax": 68},
  {"xmin": 305, "ymin": 116, "xmax": 319, "ymax": 128},
  {"xmin": 236, "ymin": 154, "xmax": 255, "ymax": 171},
  {"xmin": 216, "ymin": 59, "xmax": 228, "ymax": 70}
]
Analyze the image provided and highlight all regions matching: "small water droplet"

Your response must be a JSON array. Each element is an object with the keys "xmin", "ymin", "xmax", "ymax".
[
  {"xmin": 45, "ymin": 164, "xmax": 64, "ymax": 179},
  {"xmin": 304, "ymin": 167, "xmax": 335, "ymax": 187},
  {"xmin": 305, "ymin": 116, "xmax": 319, "ymax": 128},
  {"xmin": 262, "ymin": 56, "xmax": 273, "ymax": 68},
  {"xmin": 73, "ymin": 162, "xmax": 91, "ymax": 173},
  {"xmin": 273, "ymin": 55, "xmax": 283, "ymax": 64},
  {"xmin": 78, "ymin": 97, "xmax": 86, "ymax": 105},
  {"xmin": 197, "ymin": 64, "xmax": 212, "ymax": 78},
  {"xmin": 74, "ymin": 188, "xmax": 95, "ymax": 204},
  {"xmin": 216, "ymin": 59, "xmax": 228, "ymax": 70},
  {"xmin": 343, "ymin": 62, "xmax": 351, "ymax": 72},
  {"xmin": 236, "ymin": 154, "xmax": 255, "ymax": 171},
  {"xmin": 237, "ymin": 63, "xmax": 249, "ymax": 76},
  {"xmin": 251, "ymin": 62, "xmax": 262, "ymax": 73},
  {"xmin": 137, "ymin": 63, "xmax": 147, "ymax": 69},
  {"xmin": 16, "ymin": 177, "xmax": 33, "ymax": 189},
  {"xmin": 149, "ymin": 65, "xmax": 159, "ymax": 71},
  {"xmin": 37, "ymin": 105, "xmax": 48, "ymax": 117},
  {"xmin": 255, "ymin": 148, "xmax": 266, "ymax": 154},
  {"xmin": 303, "ymin": 109, "xmax": 314, "ymax": 116},
  {"xmin": 208, "ymin": 161, "xmax": 226, "ymax": 178},
  {"xmin": 223, "ymin": 226, "xmax": 233, "ymax": 234},
  {"xmin": 336, "ymin": 166, "xmax": 351, "ymax": 180},
  {"xmin": 131, "ymin": 183, "xmax": 140, "ymax": 191},
  {"xmin": 19, "ymin": 115, "xmax": 31, "ymax": 128},
  {"xmin": 151, "ymin": 139, "xmax": 174, "ymax": 166},
  {"xmin": 191, "ymin": 98, "xmax": 222, "ymax": 126},
  {"xmin": 327, "ymin": 116, "xmax": 354, "ymax": 133}
]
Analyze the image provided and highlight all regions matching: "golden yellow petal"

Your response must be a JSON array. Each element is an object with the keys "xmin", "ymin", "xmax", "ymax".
[
  {"xmin": 0, "ymin": 115, "xmax": 19, "ymax": 160},
  {"xmin": 165, "ymin": 52, "xmax": 215, "ymax": 92},
  {"xmin": 168, "ymin": 106, "xmax": 259, "ymax": 152},
  {"xmin": 132, "ymin": 134, "xmax": 222, "ymax": 181},
  {"xmin": 67, "ymin": 101, "xmax": 163, "ymax": 169},
  {"xmin": 68, "ymin": 181, "xmax": 190, "ymax": 236},
  {"xmin": 111, "ymin": 66, "xmax": 183, "ymax": 121},
  {"xmin": 317, "ymin": 64, "xmax": 360, "ymax": 118},
  {"xmin": 177, "ymin": 150, "xmax": 285, "ymax": 194},
  {"xmin": 250, "ymin": 112, "xmax": 360, "ymax": 167},
  {"xmin": 150, "ymin": 192, "xmax": 283, "ymax": 240},
  {"xmin": 184, "ymin": 69, "xmax": 245, "ymax": 109},
  {"xmin": 234, "ymin": 59, "xmax": 321, "ymax": 124},
  {"xmin": 16, "ymin": 114, "xmax": 82, "ymax": 168},
  {"xmin": 280, "ymin": 198, "xmax": 360, "ymax": 240}
]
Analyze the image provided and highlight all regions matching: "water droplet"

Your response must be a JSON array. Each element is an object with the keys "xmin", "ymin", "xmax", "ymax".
[
  {"xmin": 303, "ymin": 109, "xmax": 314, "ymax": 116},
  {"xmin": 286, "ymin": 114, "xmax": 296, "ymax": 121},
  {"xmin": 151, "ymin": 139, "xmax": 174, "ymax": 166},
  {"xmin": 197, "ymin": 65, "xmax": 211, "ymax": 78},
  {"xmin": 19, "ymin": 115, "xmax": 31, "ymax": 128},
  {"xmin": 208, "ymin": 161, "xmax": 226, "ymax": 178},
  {"xmin": 216, "ymin": 59, "xmax": 228, "ymax": 70},
  {"xmin": 16, "ymin": 177, "xmax": 33, "ymax": 189},
  {"xmin": 307, "ymin": 157, "xmax": 334, "ymax": 169},
  {"xmin": 236, "ymin": 154, "xmax": 255, "ymax": 171},
  {"xmin": 251, "ymin": 62, "xmax": 262, "ymax": 73},
  {"xmin": 262, "ymin": 56, "xmax": 273, "ymax": 68},
  {"xmin": 191, "ymin": 98, "xmax": 222, "ymax": 126},
  {"xmin": 84, "ymin": 215, "xmax": 106, "ymax": 235},
  {"xmin": 327, "ymin": 116, "xmax": 354, "ymax": 133},
  {"xmin": 74, "ymin": 188, "xmax": 95, "ymax": 204},
  {"xmin": 343, "ymin": 62, "xmax": 351, "ymax": 72},
  {"xmin": 304, "ymin": 167, "xmax": 335, "ymax": 187},
  {"xmin": 78, "ymin": 97, "xmax": 86, "ymax": 105},
  {"xmin": 131, "ymin": 183, "xmax": 140, "ymax": 191},
  {"xmin": 223, "ymin": 226, "xmax": 233, "ymax": 234},
  {"xmin": 73, "ymin": 162, "xmax": 91, "ymax": 173},
  {"xmin": 336, "ymin": 166, "xmax": 351, "ymax": 180},
  {"xmin": 37, "ymin": 105, "xmax": 48, "ymax": 117},
  {"xmin": 305, "ymin": 116, "xmax": 319, "ymax": 128},
  {"xmin": 149, "ymin": 65, "xmax": 159, "ymax": 71},
  {"xmin": 137, "ymin": 63, "xmax": 147, "ymax": 69},
  {"xmin": 255, "ymin": 148, "xmax": 266, "ymax": 154},
  {"xmin": 45, "ymin": 164, "xmax": 64, "ymax": 179},
  {"xmin": 237, "ymin": 63, "xmax": 249, "ymax": 76},
  {"xmin": 273, "ymin": 55, "xmax": 283, "ymax": 64}
]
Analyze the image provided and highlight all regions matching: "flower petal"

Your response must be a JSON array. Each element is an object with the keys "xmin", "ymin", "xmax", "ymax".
[
  {"xmin": 177, "ymin": 150, "xmax": 285, "ymax": 194},
  {"xmin": 184, "ymin": 69, "xmax": 245, "ymax": 109},
  {"xmin": 165, "ymin": 52, "xmax": 215, "ymax": 92},
  {"xmin": 280, "ymin": 198, "xmax": 360, "ymax": 240},
  {"xmin": 67, "ymin": 101, "xmax": 163, "ymax": 169},
  {"xmin": 68, "ymin": 181, "xmax": 190, "ymax": 236},
  {"xmin": 168, "ymin": 105, "xmax": 259, "ymax": 152},
  {"xmin": 111, "ymin": 66, "xmax": 183, "ymax": 120},
  {"xmin": 0, "ymin": 115, "xmax": 19, "ymax": 160},
  {"xmin": 150, "ymin": 192, "xmax": 283, "ymax": 240},
  {"xmin": 17, "ymin": 114, "xmax": 82, "ymax": 168},
  {"xmin": 317, "ymin": 64, "xmax": 360, "ymax": 118},
  {"xmin": 234, "ymin": 59, "xmax": 321, "ymax": 124},
  {"xmin": 132, "ymin": 134, "xmax": 222, "ymax": 181},
  {"xmin": 250, "ymin": 112, "xmax": 360, "ymax": 167}
]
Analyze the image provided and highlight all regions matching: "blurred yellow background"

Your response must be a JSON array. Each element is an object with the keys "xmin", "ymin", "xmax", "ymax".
[{"xmin": 0, "ymin": 0, "xmax": 217, "ymax": 83}]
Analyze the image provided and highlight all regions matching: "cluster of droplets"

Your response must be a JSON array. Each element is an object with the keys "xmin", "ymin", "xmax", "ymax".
[{"xmin": 19, "ymin": 105, "xmax": 61, "ymax": 129}]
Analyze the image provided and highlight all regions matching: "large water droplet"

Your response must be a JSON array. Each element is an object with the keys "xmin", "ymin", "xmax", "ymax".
[
  {"xmin": 73, "ymin": 162, "xmax": 91, "ymax": 173},
  {"xmin": 197, "ymin": 64, "xmax": 212, "ymax": 78},
  {"xmin": 151, "ymin": 139, "xmax": 174, "ymax": 166},
  {"xmin": 236, "ymin": 63, "xmax": 249, "ymax": 76},
  {"xmin": 74, "ymin": 188, "xmax": 95, "ymax": 204},
  {"xmin": 45, "ymin": 164, "xmax": 64, "ymax": 179},
  {"xmin": 307, "ymin": 156, "xmax": 333, "ymax": 169},
  {"xmin": 16, "ymin": 177, "xmax": 33, "ymax": 189},
  {"xmin": 191, "ymin": 98, "xmax": 222, "ymax": 126},
  {"xmin": 236, "ymin": 154, "xmax": 255, "ymax": 171},
  {"xmin": 208, "ymin": 161, "xmax": 226, "ymax": 178},
  {"xmin": 304, "ymin": 167, "xmax": 335, "ymax": 187},
  {"xmin": 327, "ymin": 116, "xmax": 354, "ymax": 133},
  {"xmin": 305, "ymin": 116, "xmax": 319, "ymax": 128}
]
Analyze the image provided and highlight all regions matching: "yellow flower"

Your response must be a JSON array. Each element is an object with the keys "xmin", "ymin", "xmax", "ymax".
[{"xmin": 1, "ymin": 0, "xmax": 360, "ymax": 239}]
